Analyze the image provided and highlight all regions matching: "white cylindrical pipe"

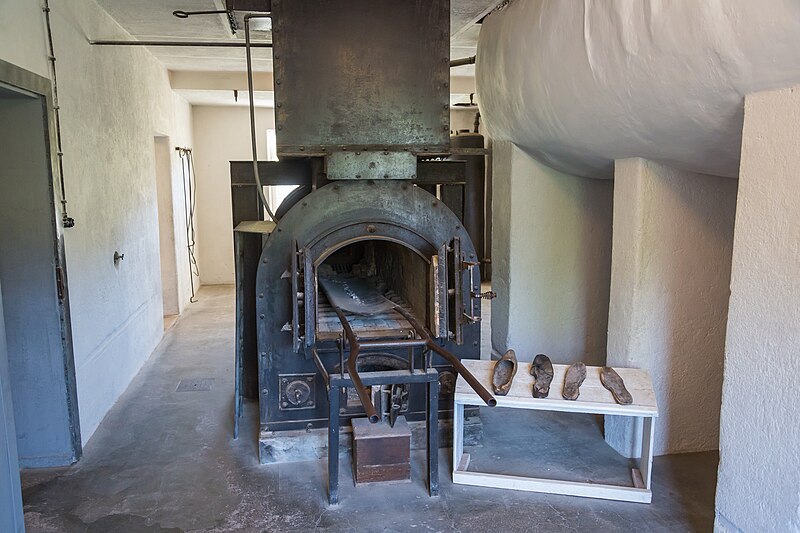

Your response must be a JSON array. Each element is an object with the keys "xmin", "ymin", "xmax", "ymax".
[{"xmin": 477, "ymin": 0, "xmax": 800, "ymax": 178}]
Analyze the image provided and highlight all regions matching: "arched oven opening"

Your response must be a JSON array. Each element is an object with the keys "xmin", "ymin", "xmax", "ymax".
[
  {"xmin": 317, "ymin": 240, "xmax": 431, "ymax": 342},
  {"xmin": 316, "ymin": 239, "xmax": 437, "ymax": 425}
]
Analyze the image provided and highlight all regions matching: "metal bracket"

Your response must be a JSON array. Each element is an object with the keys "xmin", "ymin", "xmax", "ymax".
[
  {"xmin": 462, "ymin": 312, "xmax": 481, "ymax": 324},
  {"xmin": 471, "ymin": 290, "xmax": 496, "ymax": 300}
]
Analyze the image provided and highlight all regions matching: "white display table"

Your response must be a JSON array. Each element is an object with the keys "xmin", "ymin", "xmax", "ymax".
[{"xmin": 453, "ymin": 359, "xmax": 658, "ymax": 503}]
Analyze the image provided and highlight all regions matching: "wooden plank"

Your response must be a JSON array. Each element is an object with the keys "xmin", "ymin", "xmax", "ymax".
[
  {"xmin": 352, "ymin": 416, "xmax": 411, "ymax": 439},
  {"xmin": 354, "ymin": 464, "xmax": 411, "ymax": 485},
  {"xmin": 452, "ymin": 471, "xmax": 652, "ymax": 504},
  {"xmin": 631, "ymin": 468, "xmax": 645, "ymax": 489},
  {"xmin": 234, "ymin": 220, "xmax": 276, "ymax": 234},
  {"xmin": 457, "ymin": 453, "xmax": 471, "ymax": 472},
  {"xmin": 454, "ymin": 360, "xmax": 658, "ymax": 417}
]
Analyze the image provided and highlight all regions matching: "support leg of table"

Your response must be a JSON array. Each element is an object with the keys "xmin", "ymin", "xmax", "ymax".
[
  {"xmin": 640, "ymin": 416, "xmax": 655, "ymax": 490},
  {"xmin": 427, "ymin": 378, "xmax": 439, "ymax": 496},
  {"xmin": 327, "ymin": 385, "xmax": 340, "ymax": 505},
  {"xmin": 452, "ymin": 400, "xmax": 464, "ymax": 474}
]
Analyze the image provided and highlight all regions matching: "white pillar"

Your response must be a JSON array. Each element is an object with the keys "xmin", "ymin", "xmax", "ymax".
[
  {"xmin": 491, "ymin": 141, "xmax": 613, "ymax": 365},
  {"xmin": 714, "ymin": 86, "xmax": 800, "ymax": 533},
  {"xmin": 606, "ymin": 158, "xmax": 737, "ymax": 457}
]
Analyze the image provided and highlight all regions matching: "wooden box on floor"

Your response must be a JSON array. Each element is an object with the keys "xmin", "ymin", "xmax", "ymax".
[{"xmin": 352, "ymin": 416, "xmax": 411, "ymax": 485}]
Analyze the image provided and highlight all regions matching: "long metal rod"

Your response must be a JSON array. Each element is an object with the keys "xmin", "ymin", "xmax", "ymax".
[
  {"xmin": 311, "ymin": 347, "xmax": 329, "ymax": 383},
  {"xmin": 358, "ymin": 339, "xmax": 427, "ymax": 350},
  {"xmin": 331, "ymin": 305, "xmax": 380, "ymax": 423},
  {"xmin": 89, "ymin": 40, "xmax": 272, "ymax": 48},
  {"xmin": 244, "ymin": 14, "xmax": 277, "ymax": 223},
  {"xmin": 394, "ymin": 306, "xmax": 497, "ymax": 407},
  {"xmin": 450, "ymin": 55, "xmax": 476, "ymax": 68},
  {"xmin": 172, "ymin": 9, "xmax": 228, "ymax": 18}
]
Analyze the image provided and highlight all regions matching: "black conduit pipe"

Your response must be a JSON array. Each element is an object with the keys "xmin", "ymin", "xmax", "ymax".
[
  {"xmin": 244, "ymin": 13, "xmax": 277, "ymax": 222},
  {"xmin": 89, "ymin": 40, "xmax": 272, "ymax": 48},
  {"xmin": 450, "ymin": 55, "xmax": 476, "ymax": 68},
  {"xmin": 43, "ymin": 0, "xmax": 75, "ymax": 228}
]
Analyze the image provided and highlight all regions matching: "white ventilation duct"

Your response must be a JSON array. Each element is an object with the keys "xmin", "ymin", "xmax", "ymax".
[{"xmin": 476, "ymin": 0, "xmax": 800, "ymax": 178}]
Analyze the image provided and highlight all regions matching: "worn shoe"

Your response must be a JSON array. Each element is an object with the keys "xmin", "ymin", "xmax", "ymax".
[
  {"xmin": 562, "ymin": 362, "xmax": 587, "ymax": 400},
  {"xmin": 600, "ymin": 366, "xmax": 633, "ymax": 405},
  {"xmin": 530, "ymin": 354, "xmax": 554, "ymax": 398},
  {"xmin": 491, "ymin": 349, "xmax": 518, "ymax": 396}
]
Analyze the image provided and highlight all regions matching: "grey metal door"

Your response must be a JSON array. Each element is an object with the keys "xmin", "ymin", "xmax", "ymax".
[
  {"xmin": 0, "ymin": 282, "xmax": 24, "ymax": 533},
  {"xmin": 0, "ymin": 61, "xmax": 81, "ymax": 468}
]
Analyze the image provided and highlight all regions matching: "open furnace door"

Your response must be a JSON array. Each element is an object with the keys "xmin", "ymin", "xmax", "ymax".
[
  {"xmin": 431, "ymin": 238, "xmax": 466, "ymax": 344},
  {"xmin": 290, "ymin": 241, "xmax": 304, "ymax": 353},
  {"xmin": 290, "ymin": 241, "xmax": 316, "ymax": 354}
]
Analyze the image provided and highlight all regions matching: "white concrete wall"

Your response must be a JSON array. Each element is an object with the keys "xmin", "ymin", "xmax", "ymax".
[
  {"xmin": 154, "ymin": 136, "xmax": 180, "ymax": 316},
  {"xmin": 606, "ymin": 158, "xmax": 737, "ymax": 457},
  {"xmin": 192, "ymin": 105, "xmax": 275, "ymax": 285},
  {"xmin": 191, "ymin": 106, "xmax": 484, "ymax": 285},
  {"xmin": 451, "ymin": 108, "xmax": 478, "ymax": 133},
  {"xmin": 0, "ymin": 0, "xmax": 195, "ymax": 444},
  {"xmin": 0, "ymin": 0, "xmax": 49, "ymax": 78},
  {"xmin": 491, "ymin": 141, "xmax": 613, "ymax": 365},
  {"xmin": 168, "ymin": 103, "xmax": 198, "ymax": 313},
  {"xmin": 715, "ymin": 86, "xmax": 800, "ymax": 533}
]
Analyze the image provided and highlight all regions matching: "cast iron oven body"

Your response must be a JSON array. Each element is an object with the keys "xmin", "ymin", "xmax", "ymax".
[{"xmin": 255, "ymin": 180, "xmax": 482, "ymax": 433}]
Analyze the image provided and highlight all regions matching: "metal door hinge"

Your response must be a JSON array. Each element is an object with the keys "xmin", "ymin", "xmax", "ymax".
[{"xmin": 55, "ymin": 266, "xmax": 65, "ymax": 300}]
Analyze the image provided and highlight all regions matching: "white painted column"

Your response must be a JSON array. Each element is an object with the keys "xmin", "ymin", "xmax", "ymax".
[
  {"xmin": 714, "ymin": 86, "xmax": 800, "ymax": 533},
  {"xmin": 491, "ymin": 141, "xmax": 613, "ymax": 365},
  {"xmin": 605, "ymin": 158, "xmax": 737, "ymax": 457}
]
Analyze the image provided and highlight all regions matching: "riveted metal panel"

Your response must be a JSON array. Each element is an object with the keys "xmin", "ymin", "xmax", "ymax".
[
  {"xmin": 327, "ymin": 151, "xmax": 417, "ymax": 180},
  {"xmin": 271, "ymin": 0, "xmax": 451, "ymax": 155}
]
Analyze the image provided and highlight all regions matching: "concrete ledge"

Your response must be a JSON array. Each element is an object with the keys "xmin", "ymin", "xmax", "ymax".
[{"xmin": 259, "ymin": 416, "xmax": 483, "ymax": 464}]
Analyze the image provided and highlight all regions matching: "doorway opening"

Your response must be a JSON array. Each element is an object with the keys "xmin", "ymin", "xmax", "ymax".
[
  {"xmin": 153, "ymin": 136, "xmax": 180, "ymax": 330},
  {"xmin": 0, "ymin": 80, "xmax": 81, "ymax": 467}
]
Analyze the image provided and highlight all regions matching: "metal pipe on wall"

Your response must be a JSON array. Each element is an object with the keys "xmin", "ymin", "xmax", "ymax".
[
  {"xmin": 43, "ymin": 0, "xmax": 75, "ymax": 228},
  {"xmin": 450, "ymin": 55, "xmax": 476, "ymax": 68},
  {"xmin": 244, "ymin": 13, "xmax": 277, "ymax": 222},
  {"xmin": 89, "ymin": 40, "xmax": 272, "ymax": 48}
]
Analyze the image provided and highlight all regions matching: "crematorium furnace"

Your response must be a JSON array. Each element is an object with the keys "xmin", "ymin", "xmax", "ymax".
[{"xmin": 231, "ymin": 0, "xmax": 495, "ymax": 504}]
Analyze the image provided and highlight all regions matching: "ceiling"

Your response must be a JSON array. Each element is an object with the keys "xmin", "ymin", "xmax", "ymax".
[{"xmin": 95, "ymin": 0, "xmax": 494, "ymax": 106}]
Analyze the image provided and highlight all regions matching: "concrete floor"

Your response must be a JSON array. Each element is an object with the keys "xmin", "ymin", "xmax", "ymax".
[{"xmin": 21, "ymin": 286, "xmax": 718, "ymax": 532}]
